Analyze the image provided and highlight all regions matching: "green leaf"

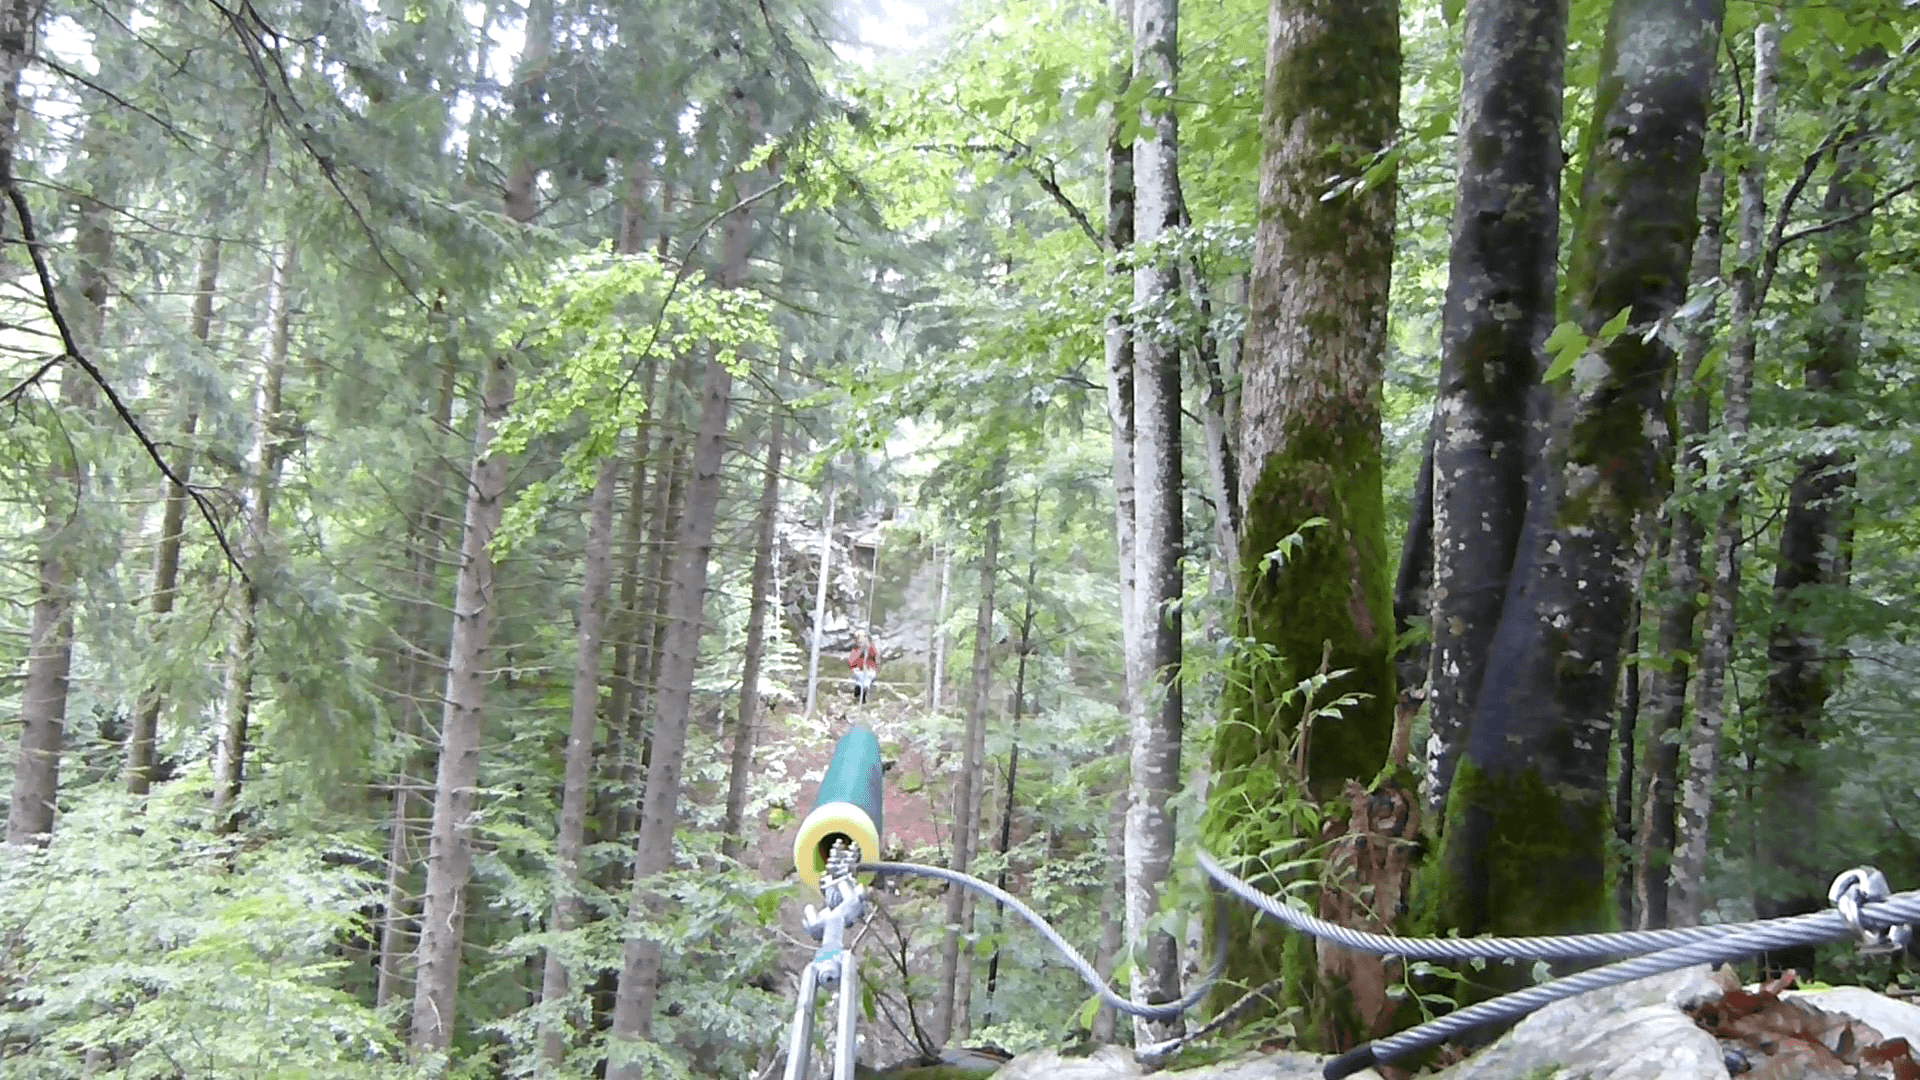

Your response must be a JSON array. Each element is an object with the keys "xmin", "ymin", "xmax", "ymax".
[
  {"xmin": 1597, "ymin": 304, "xmax": 1633, "ymax": 340},
  {"xmin": 1542, "ymin": 320, "xmax": 1588, "ymax": 382}
]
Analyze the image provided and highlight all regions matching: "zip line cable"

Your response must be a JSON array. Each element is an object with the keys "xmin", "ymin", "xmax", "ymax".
[{"xmin": 787, "ymin": 730, "xmax": 1920, "ymax": 1080}]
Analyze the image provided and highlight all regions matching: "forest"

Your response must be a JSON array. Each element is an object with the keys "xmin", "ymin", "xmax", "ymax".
[{"xmin": 3, "ymin": 0, "xmax": 1919, "ymax": 1074}]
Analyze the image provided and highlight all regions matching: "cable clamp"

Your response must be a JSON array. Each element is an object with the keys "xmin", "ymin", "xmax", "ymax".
[{"xmin": 1828, "ymin": 866, "xmax": 1913, "ymax": 955}]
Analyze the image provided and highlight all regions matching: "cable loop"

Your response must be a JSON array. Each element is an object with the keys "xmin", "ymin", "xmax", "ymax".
[{"xmin": 1828, "ymin": 865, "xmax": 1912, "ymax": 954}]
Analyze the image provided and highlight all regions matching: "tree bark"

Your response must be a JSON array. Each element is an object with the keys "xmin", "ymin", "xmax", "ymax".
[
  {"xmin": 1671, "ymin": 22, "xmax": 1778, "ymax": 930},
  {"xmin": 722, "ymin": 380, "xmax": 787, "ymax": 859},
  {"xmin": 1424, "ymin": 0, "xmax": 1566, "ymax": 824},
  {"xmin": 1105, "ymin": 0, "xmax": 1140, "ymax": 779},
  {"xmin": 932, "ymin": 479, "xmax": 1002, "ymax": 1048},
  {"xmin": 983, "ymin": 499, "xmax": 1040, "ymax": 1026},
  {"xmin": 1747, "ymin": 88, "xmax": 1876, "ymax": 959},
  {"xmin": 930, "ymin": 546, "xmax": 952, "ymax": 710},
  {"xmin": 1127, "ymin": 0, "xmax": 1186, "ymax": 1043},
  {"xmin": 605, "ymin": 156, "xmax": 761, "ymax": 1075},
  {"xmin": 1206, "ymin": 0, "xmax": 1399, "ymax": 1044},
  {"xmin": 6, "ymin": 99, "xmax": 108, "ymax": 845},
  {"xmin": 126, "ymin": 231, "xmax": 221, "ymax": 795},
  {"xmin": 537, "ymin": 457, "xmax": 619, "ymax": 1067},
  {"xmin": 803, "ymin": 482, "xmax": 838, "ymax": 720},
  {"xmin": 407, "ymin": 347, "xmax": 518, "ymax": 1054},
  {"xmin": 1434, "ymin": 0, "xmax": 1723, "ymax": 950},
  {"xmin": 1635, "ymin": 159, "xmax": 1724, "ymax": 929},
  {"xmin": 211, "ymin": 240, "xmax": 297, "ymax": 833}
]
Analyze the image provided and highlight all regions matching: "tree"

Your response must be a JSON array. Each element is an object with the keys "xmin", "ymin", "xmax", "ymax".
[
  {"xmin": 1125, "ymin": 0, "xmax": 1186, "ymax": 1041},
  {"xmin": 1202, "ymin": 0, "xmax": 1400, "ymax": 1047},
  {"xmin": 1431, "ymin": 0, "xmax": 1725, "ymax": 947},
  {"xmin": 1424, "ymin": 0, "xmax": 1567, "ymax": 823}
]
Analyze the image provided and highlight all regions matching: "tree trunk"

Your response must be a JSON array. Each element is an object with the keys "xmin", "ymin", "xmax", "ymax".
[
  {"xmin": 408, "ymin": 345, "xmax": 517, "ymax": 1053},
  {"xmin": 605, "ymin": 158, "xmax": 761, "ymax": 1076},
  {"xmin": 1089, "ymin": 792, "xmax": 1128, "ymax": 1044},
  {"xmin": 1635, "ymin": 160, "xmax": 1725, "ymax": 929},
  {"xmin": 930, "ymin": 546, "xmax": 952, "ymax": 709},
  {"xmin": 1105, "ymin": 0, "xmax": 1140, "ymax": 774},
  {"xmin": 983, "ymin": 499, "xmax": 1040, "ymax": 1026},
  {"xmin": 126, "ymin": 230, "xmax": 222, "ymax": 795},
  {"xmin": 1205, "ymin": 0, "xmax": 1399, "ymax": 1045},
  {"xmin": 1393, "ymin": 427, "xmax": 1435, "ymax": 698},
  {"xmin": 932, "ymin": 480, "xmax": 1002, "ymax": 1046},
  {"xmin": 1747, "ymin": 88, "xmax": 1875, "ymax": 959},
  {"xmin": 376, "ymin": 316, "xmax": 463, "ymax": 1013},
  {"xmin": 7, "ymin": 99, "xmax": 112, "ymax": 844},
  {"xmin": 211, "ymin": 240, "xmax": 297, "ymax": 833},
  {"xmin": 722, "ymin": 380, "xmax": 787, "ymax": 859},
  {"xmin": 1671, "ymin": 22, "xmax": 1777, "ymax": 930},
  {"xmin": 537, "ymin": 458, "xmax": 619, "ymax": 1067},
  {"xmin": 1434, "ymin": 0, "xmax": 1723, "ymax": 952},
  {"xmin": 1127, "ymin": 0, "xmax": 1186, "ymax": 1043},
  {"xmin": 803, "ymin": 482, "xmax": 838, "ymax": 721},
  {"xmin": 1424, "ymin": 0, "xmax": 1566, "ymax": 824}
]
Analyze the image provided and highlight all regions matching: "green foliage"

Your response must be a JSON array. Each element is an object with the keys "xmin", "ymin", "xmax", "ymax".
[{"xmin": 0, "ymin": 795, "xmax": 404, "ymax": 1079}]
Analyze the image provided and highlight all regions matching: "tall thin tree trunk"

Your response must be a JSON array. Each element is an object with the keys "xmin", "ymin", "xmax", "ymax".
[
  {"xmin": 1127, "ymin": 0, "xmax": 1186, "ymax": 1042},
  {"xmin": 537, "ymin": 458, "xmax": 619, "ymax": 1067},
  {"xmin": 930, "ymin": 547, "xmax": 952, "ymax": 709},
  {"xmin": 1104, "ymin": 0, "xmax": 1141, "ymax": 806},
  {"xmin": 376, "ymin": 318, "xmax": 463, "ymax": 1014},
  {"xmin": 1636, "ymin": 160, "xmax": 1725, "ymax": 929},
  {"xmin": 605, "ymin": 158, "xmax": 762, "ymax": 1076},
  {"xmin": 211, "ymin": 241, "xmax": 296, "ymax": 832},
  {"xmin": 1747, "ymin": 80, "xmax": 1875, "ymax": 957},
  {"xmin": 803, "ymin": 483, "xmax": 838, "ymax": 720},
  {"xmin": 1672, "ymin": 21, "xmax": 1776, "ymax": 930},
  {"xmin": 1424, "ymin": 0, "xmax": 1566, "ymax": 823},
  {"xmin": 408, "ymin": 8, "xmax": 547, "ymax": 1026},
  {"xmin": 408, "ymin": 347, "xmax": 518, "ymax": 1054},
  {"xmin": 983, "ymin": 500, "xmax": 1040, "ymax": 1026},
  {"xmin": 126, "ymin": 231, "xmax": 222, "ymax": 795},
  {"xmin": 723, "ymin": 378, "xmax": 787, "ymax": 858},
  {"xmin": 6, "ymin": 95, "xmax": 107, "ymax": 844},
  {"xmin": 1089, "ymin": 793, "xmax": 1128, "ymax": 1043},
  {"xmin": 933, "ymin": 479, "xmax": 1003, "ymax": 1047},
  {"xmin": 211, "ymin": 242, "xmax": 295, "ymax": 828}
]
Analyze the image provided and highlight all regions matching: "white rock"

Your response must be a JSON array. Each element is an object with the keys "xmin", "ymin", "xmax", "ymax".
[
  {"xmin": 1788, "ymin": 986, "xmax": 1920, "ymax": 1045},
  {"xmin": 1433, "ymin": 965, "xmax": 1728, "ymax": 1080}
]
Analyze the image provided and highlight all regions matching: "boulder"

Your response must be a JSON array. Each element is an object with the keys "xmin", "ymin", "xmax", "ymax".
[{"xmin": 1432, "ymin": 965, "xmax": 1726, "ymax": 1080}]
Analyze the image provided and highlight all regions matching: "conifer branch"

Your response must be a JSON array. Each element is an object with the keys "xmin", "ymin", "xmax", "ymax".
[{"xmin": 2, "ymin": 171, "xmax": 249, "ymax": 581}]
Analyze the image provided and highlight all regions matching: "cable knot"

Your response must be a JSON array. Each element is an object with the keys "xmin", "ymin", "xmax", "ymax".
[{"xmin": 1828, "ymin": 866, "xmax": 1912, "ymax": 955}]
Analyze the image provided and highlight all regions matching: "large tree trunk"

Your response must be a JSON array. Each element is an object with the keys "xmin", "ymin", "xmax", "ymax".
[
  {"xmin": 1671, "ymin": 23, "xmax": 1780, "ymax": 930},
  {"xmin": 605, "ymin": 160, "xmax": 760, "ymax": 1076},
  {"xmin": 1635, "ymin": 159, "xmax": 1724, "ymax": 929},
  {"xmin": 211, "ymin": 241, "xmax": 297, "ymax": 832},
  {"xmin": 722, "ymin": 378, "xmax": 787, "ymax": 859},
  {"xmin": 1423, "ymin": 0, "xmax": 1566, "ymax": 824},
  {"xmin": 933, "ymin": 481, "xmax": 1002, "ymax": 1047},
  {"xmin": 1205, "ymin": 0, "xmax": 1399, "ymax": 1047},
  {"xmin": 1126, "ymin": 0, "xmax": 1186, "ymax": 1044},
  {"xmin": 1747, "ymin": 98, "xmax": 1875, "ymax": 962},
  {"xmin": 125, "ymin": 232, "xmax": 221, "ymax": 794},
  {"xmin": 1433, "ymin": 0, "xmax": 1723, "ymax": 951},
  {"xmin": 537, "ymin": 458, "xmax": 619, "ymax": 1067}
]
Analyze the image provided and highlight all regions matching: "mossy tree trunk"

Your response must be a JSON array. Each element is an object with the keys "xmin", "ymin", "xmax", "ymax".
[
  {"xmin": 1430, "ymin": 0, "xmax": 1723, "ymax": 950},
  {"xmin": 1424, "ymin": 0, "xmax": 1567, "ymax": 826},
  {"xmin": 1203, "ymin": 0, "xmax": 1399, "ymax": 1049}
]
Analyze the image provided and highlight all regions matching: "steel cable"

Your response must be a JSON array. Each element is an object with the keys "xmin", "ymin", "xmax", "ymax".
[{"xmin": 860, "ymin": 860, "xmax": 1224, "ymax": 1021}]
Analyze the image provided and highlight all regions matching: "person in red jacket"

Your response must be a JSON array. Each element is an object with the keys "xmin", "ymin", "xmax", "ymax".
[{"xmin": 848, "ymin": 632, "xmax": 879, "ymax": 704}]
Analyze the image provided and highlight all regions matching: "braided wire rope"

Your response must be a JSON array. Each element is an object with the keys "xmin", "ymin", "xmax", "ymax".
[
  {"xmin": 1197, "ymin": 850, "xmax": 1920, "ymax": 1079},
  {"xmin": 859, "ymin": 861, "xmax": 1224, "ymax": 1021}
]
